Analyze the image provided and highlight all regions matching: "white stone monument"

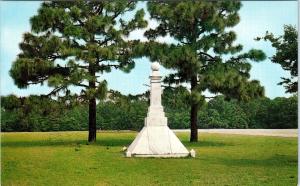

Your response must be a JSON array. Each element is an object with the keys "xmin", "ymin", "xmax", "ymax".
[{"xmin": 126, "ymin": 62, "xmax": 191, "ymax": 157}]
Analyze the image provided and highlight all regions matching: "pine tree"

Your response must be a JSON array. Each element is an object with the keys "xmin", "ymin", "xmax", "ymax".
[
  {"xmin": 10, "ymin": 0, "xmax": 147, "ymax": 142},
  {"xmin": 144, "ymin": 1, "xmax": 266, "ymax": 142},
  {"xmin": 256, "ymin": 25, "xmax": 298, "ymax": 93}
]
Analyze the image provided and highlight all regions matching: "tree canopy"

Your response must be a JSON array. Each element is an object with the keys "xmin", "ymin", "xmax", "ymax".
[
  {"xmin": 142, "ymin": 1, "xmax": 266, "ymax": 141},
  {"xmin": 9, "ymin": 0, "xmax": 147, "ymax": 142},
  {"xmin": 256, "ymin": 25, "xmax": 298, "ymax": 93}
]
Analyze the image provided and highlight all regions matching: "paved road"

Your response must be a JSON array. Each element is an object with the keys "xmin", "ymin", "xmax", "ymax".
[{"xmin": 173, "ymin": 129, "xmax": 298, "ymax": 137}]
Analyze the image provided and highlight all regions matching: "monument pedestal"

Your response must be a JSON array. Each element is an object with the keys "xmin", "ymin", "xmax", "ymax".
[
  {"xmin": 126, "ymin": 62, "xmax": 190, "ymax": 157},
  {"xmin": 126, "ymin": 125, "xmax": 190, "ymax": 157}
]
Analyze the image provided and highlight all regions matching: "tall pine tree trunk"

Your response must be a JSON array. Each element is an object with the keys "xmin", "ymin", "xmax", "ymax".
[
  {"xmin": 88, "ymin": 97, "xmax": 96, "ymax": 142},
  {"xmin": 88, "ymin": 67, "xmax": 97, "ymax": 142},
  {"xmin": 190, "ymin": 75, "xmax": 198, "ymax": 142}
]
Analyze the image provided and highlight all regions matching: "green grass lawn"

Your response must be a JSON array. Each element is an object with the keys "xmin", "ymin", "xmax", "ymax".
[{"xmin": 1, "ymin": 131, "xmax": 297, "ymax": 186}]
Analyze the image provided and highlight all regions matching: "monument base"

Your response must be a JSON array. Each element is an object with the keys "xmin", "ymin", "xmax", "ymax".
[{"xmin": 126, "ymin": 126, "xmax": 190, "ymax": 157}]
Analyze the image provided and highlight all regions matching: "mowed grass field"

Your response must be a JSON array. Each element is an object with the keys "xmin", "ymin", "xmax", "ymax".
[{"xmin": 1, "ymin": 131, "xmax": 297, "ymax": 186}]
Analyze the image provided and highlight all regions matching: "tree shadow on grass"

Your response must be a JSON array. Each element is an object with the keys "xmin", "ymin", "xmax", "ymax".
[
  {"xmin": 94, "ymin": 138, "xmax": 133, "ymax": 147},
  {"xmin": 2, "ymin": 138, "xmax": 230, "ymax": 148},
  {"xmin": 2, "ymin": 135, "xmax": 232, "ymax": 148},
  {"xmin": 182, "ymin": 140, "xmax": 231, "ymax": 148},
  {"xmin": 1, "ymin": 138, "xmax": 133, "ymax": 148},
  {"xmin": 212, "ymin": 154, "xmax": 298, "ymax": 168},
  {"xmin": 1, "ymin": 139, "xmax": 86, "ymax": 148}
]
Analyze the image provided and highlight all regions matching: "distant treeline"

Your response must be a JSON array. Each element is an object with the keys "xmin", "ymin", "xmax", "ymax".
[{"xmin": 1, "ymin": 87, "xmax": 297, "ymax": 132}]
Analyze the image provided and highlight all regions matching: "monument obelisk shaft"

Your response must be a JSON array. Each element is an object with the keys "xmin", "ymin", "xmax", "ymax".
[{"xmin": 145, "ymin": 63, "xmax": 167, "ymax": 127}]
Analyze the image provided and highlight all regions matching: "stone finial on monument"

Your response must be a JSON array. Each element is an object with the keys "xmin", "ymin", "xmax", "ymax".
[{"xmin": 126, "ymin": 62, "xmax": 190, "ymax": 157}]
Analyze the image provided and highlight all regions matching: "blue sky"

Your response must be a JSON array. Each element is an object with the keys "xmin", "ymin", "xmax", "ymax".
[{"xmin": 0, "ymin": 1, "xmax": 298, "ymax": 98}]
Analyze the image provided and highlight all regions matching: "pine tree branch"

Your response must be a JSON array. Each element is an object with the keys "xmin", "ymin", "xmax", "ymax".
[
  {"xmin": 204, "ymin": 96, "xmax": 216, "ymax": 99},
  {"xmin": 74, "ymin": 83, "xmax": 89, "ymax": 88},
  {"xmin": 47, "ymin": 86, "xmax": 66, "ymax": 96},
  {"xmin": 77, "ymin": 65, "xmax": 89, "ymax": 69},
  {"xmin": 180, "ymin": 40, "xmax": 189, "ymax": 45},
  {"xmin": 77, "ymin": 19, "xmax": 85, "ymax": 27},
  {"xmin": 27, "ymin": 77, "xmax": 48, "ymax": 85},
  {"xmin": 198, "ymin": 52, "xmax": 217, "ymax": 61},
  {"xmin": 94, "ymin": 5, "xmax": 104, "ymax": 15},
  {"xmin": 98, "ymin": 37, "xmax": 112, "ymax": 46},
  {"xmin": 47, "ymin": 54, "xmax": 61, "ymax": 61},
  {"xmin": 99, "ymin": 64, "xmax": 120, "ymax": 69},
  {"xmin": 111, "ymin": 1, "xmax": 134, "ymax": 20}
]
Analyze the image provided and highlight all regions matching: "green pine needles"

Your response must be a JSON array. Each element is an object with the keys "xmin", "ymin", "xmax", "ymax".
[
  {"xmin": 10, "ymin": 0, "xmax": 147, "ymax": 142},
  {"xmin": 10, "ymin": 1, "xmax": 268, "ymax": 142},
  {"xmin": 143, "ymin": 1, "xmax": 266, "ymax": 141}
]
